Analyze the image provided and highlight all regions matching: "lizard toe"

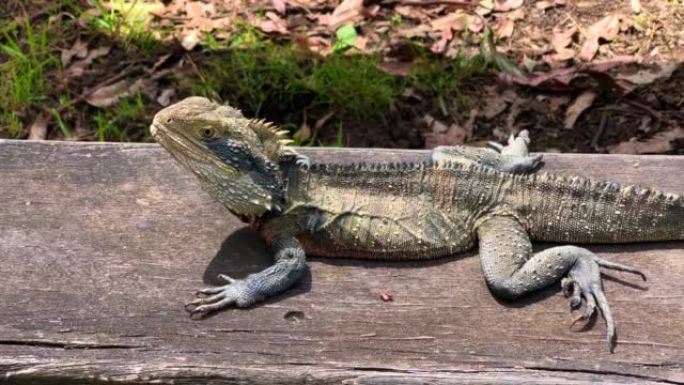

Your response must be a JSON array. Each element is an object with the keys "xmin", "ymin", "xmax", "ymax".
[{"xmin": 564, "ymin": 252, "xmax": 618, "ymax": 352}]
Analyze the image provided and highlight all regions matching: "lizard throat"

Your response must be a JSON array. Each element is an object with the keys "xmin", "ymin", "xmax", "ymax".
[{"xmin": 151, "ymin": 124, "xmax": 277, "ymax": 217}]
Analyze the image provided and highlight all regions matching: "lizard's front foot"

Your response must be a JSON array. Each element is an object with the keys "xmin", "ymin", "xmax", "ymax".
[
  {"xmin": 559, "ymin": 249, "xmax": 646, "ymax": 352},
  {"xmin": 185, "ymin": 274, "xmax": 264, "ymax": 319},
  {"xmin": 282, "ymin": 148, "xmax": 311, "ymax": 168},
  {"xmin": 488, "ymin": 130, "xmax": 543, "ymax": 173}
]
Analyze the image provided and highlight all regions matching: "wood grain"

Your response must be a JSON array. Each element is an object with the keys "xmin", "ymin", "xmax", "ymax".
[{"xmin": 0, "ymin": 140, "xmax": 682, "ymax": 384}]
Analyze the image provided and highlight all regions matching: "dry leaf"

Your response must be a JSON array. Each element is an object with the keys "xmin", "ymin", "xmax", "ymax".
[
  {"xmin": 578, "ymin": 15, "xmax": 621, "ymax": 61},
  {"xmin": 185, "ymin": 1, "xmax": 204, "ymax": 19},
  {"xmin": 257, "ymin": 12, "xmax": 289, "ymax": 35},
  {"xmin": 180, "ymin": 29, "xmax": 201, "ymax": 51},
  {"xmin": 563, "ymin": 90, "xmax": 596, "ymax": 129},
  {"xmin": 329, "ymin": 0, "xmax": 364, "ymax": 30},
  {"xmin": 431, "ymin": 29, "xmax": 452, "ymax": 54},
  {"xmin": 468, "ymin": 16, "xmax": 484, "ymax": 33},
  {"xmin": 431, "ymin": 11, "xmax": 468, "ymax": 33},
  {"xmin": 495, "ymin": 17, "xmax": 515, "ymax": 39},
  {"xmin": 494, "ymin": 0, "xmax": 523, "ymax": 12},
  {"xmin": 536, "ymin": 0, "xmax": 554, "ymax": 9},
  {"xmin": 609, "ymin": 128, "xmax": 684, "ymax": 154},
  {"xmin": 423, "ymin": 114, "xmax": 469, "ymax": 148},
  {"xmin": 61, "ymin": 39, "xmax": 88, "ymax": 67},
  {"xmin": 507, "ymin": 8, "xmax": 526, "ymax": 20},
  {"xmin": 156, "ymin": 88, "xmax": 175, "ymax": 107},
  {"xmin": 65, "ymin": 45, "xmax": 111, "ymax": 77},
  {"xmin": 551, "ymin": 26, "xmax": 577, "ymax": 52},
  {"xmin": 399, "ymin": 24, "xmax": 431, "ymax": 38},
  {"xmin": 483, "ymin": 95, "xmax": 508, "ymax": 118},
  {"xmin": 86, "ymin": 80, "xmax": 132, "ymax": 108},
  {"xmin": 477, "ymin": 0, "xmax": 494, "ymax": 16},
  {"xmin": 273, "ymin": 0, "xmax": 287, "ymax": 14},
  {"xmin": 630, "ymin": 0, "xmax": 641, "ymax": 13},
  {"xmin": 28, "ymin": 113, "xmax": 49, "ymax": 140},
  {"xmin": 617, "ymin": 63, "xmax": 678, "ymax": 85},
  {"xmin": 424, "ymin": 114, "xmax": 449, "ymax": 134},
  {"xmin": 544, "ymin": 47, "xmax": 575, "ymax": 63},
  {"xmin": 294, "ymin": 121, "xmax": 312, "ymax": 142}
]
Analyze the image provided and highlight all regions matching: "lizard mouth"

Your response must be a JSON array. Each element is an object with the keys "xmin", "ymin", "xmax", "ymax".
[{"xmin": 149, "ymin": 123, "xmax": 159, "ymax": 139}]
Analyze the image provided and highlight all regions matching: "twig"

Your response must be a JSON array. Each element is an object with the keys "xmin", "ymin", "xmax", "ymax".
[{"xmin": 591, "ymin": 111, "xmax": 607, "ymax": 151}]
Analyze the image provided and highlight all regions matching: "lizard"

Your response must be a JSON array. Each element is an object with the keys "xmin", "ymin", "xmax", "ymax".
[{"xmin": 150, "ymin": 96, "xmax": 681, "ymax": 352}]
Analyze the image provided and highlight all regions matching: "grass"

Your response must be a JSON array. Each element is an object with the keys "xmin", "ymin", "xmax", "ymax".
[
  {"xmin": 80, "ymin": 0, "xmax": 162, "ymax": 54},
  {"xmin": 0, "ymin": 6, "xmax": 492, "ymax": 144},
  {"xmin": 92, "ymin": 92, "xmax": 147, "ymax": 141},
  {"xmin": 0, "ymin": 19, "xmax": 59, "ymax": 138}
]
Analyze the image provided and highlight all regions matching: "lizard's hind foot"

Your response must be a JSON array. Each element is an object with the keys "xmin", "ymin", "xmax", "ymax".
[{"xmin": 560, "ymin": 250, "xmax": 646, "ymax": 352}]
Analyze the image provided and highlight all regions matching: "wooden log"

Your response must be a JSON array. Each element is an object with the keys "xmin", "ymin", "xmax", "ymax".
[{"xmin": 0, "ymin": 140, "xmax": 682, "ymax": 384}]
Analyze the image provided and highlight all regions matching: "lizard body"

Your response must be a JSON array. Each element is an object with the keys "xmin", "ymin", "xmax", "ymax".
[{"xmin": 151, "ymin": 97, "xmax": 679, "ymax": 351}]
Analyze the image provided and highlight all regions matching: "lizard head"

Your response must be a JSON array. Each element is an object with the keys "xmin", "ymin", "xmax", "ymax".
[{"xmin": 151, "ymin": 96, "xmax": 290, "ymax": 219}]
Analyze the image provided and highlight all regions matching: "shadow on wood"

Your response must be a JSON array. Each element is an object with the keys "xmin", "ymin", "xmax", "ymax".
[{"xmin": 0, "ymin": 140, "xmax": 682, "ymax": 384}]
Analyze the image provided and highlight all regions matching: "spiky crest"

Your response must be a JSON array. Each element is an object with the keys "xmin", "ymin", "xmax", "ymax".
[{"xmin": 247, "ymin": 118, "xmax": 294, "ymax": 163}]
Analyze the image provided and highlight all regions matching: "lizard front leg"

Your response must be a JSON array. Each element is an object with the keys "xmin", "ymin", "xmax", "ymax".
[
  {"xmin": 431, "ymin": 130, "xmax": 543, "ymax": 173},
  {"xmin": 476, "ymin": 215, "xmax": 645, "ymax": 352},
  {"xmin": 185, "ymin": 237, "xmax": 306, "ymax": 318}
]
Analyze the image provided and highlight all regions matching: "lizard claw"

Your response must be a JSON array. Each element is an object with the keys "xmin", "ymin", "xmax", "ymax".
[
  {"xmin": 562, "ymin": 251, "xmax": 645, "ymax": 353},
  {"xmin": 185, "ymin": 274, "xmax": 263, "ymax": 319},
  {"xmin": 295, "ymin": 154, "xmax": 311, "ymax": 169}
]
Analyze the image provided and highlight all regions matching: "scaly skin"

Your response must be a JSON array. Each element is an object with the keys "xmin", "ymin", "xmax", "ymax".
[{"xmin": 151, "ymin": 97, "xmax": 682, "ymax": 352}]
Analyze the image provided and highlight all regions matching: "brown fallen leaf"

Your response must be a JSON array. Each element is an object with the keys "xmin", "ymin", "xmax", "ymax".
[
  {"xmin": 180, "ymin": 29, "xmax": 201, "ymax": 51},
  {"xmin": 65, "ymin": 45, "xmax": 111, "ymax": 78},
  {"xmin": 423, "ymin": 118, "xmax": 469, "ymax": 148},
  {"xmin": 61, "ymin": 39, "xmax": 88, "ymax": 67},
  {"xmin": 328, "ymin": 0, "xmax": 365, "ymax": 30},
  {"xmin": 273, "ymin": 0, "xmax": 287, "ymax": 14},
  {"xmin": 551, "ymin": 26, "xmax": 577, "ymax": 52},
  {"xmin": 482, "ymin": 94, "xmax": 508, "ymax": 118},
  {"xmin": 256, "ymin": 12, "xmax": 289, "ymax": 35},
  {"xmin": 156, "ymin": 88, "xmax": 175, "ymax": 107},
  {"xmin": 431, "ymin": 29, "xmax": 453, "ymax": 54},
  {"xmin": 563, "ymin": 90, "xmax": 596, "ymax": 129},
  {"xmin": 431, "ymin": 11, "xmax": 468, "ymax": 33},
  {"xmin": 86, "ymin": 79, "xmax": 136, "ymax": 108},
  {"xmin": 608, "ymin": 128, "xmax": 684, "ymax": 154},
  {"xmin": 617, "ymin": 63, "xmax": 678, "ymax": 85},
  {"xmin": 544, "ymin": 47, "xmax": 575, "ymax": 63},
  {"xmin": 578, "ymin": 15, "xmax": 621, "ymax": 61},
  {"xmin": 535, "ymin": 0, "xmax": 554, "ymax": 9},
  {"xmin": 494, "ymin": 0, "xmax": 523, "ymax": 12},
  {"xmin": 495, "ymin": 16, "xmax": 515, "ymax": 39},
  {"xmin": 468, "ymin": 15, "xmax": 484, "ymax": 33},
  {"xmin": 28, "ymin": 113, "xmax": 49, "ymax": 140},
  {"xmin": 477, "ymin": 0, "xmax": 495, "ymax": 16}
]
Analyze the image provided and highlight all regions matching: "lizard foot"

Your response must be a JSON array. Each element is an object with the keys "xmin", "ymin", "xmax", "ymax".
[
  {"xmin": 488, "ymin": 130, "xmax": 543, "ymax": 173},
  {"xmin": 559, "ymin": 251, "xmax": 646, "ymax": 352},
  {"xmin": 184, "ymin": 274, "xmax": 263, "ymax": 320},
  {"xmin": 282, "ymin": 148, "xmax": 311, "ymax": 169}
]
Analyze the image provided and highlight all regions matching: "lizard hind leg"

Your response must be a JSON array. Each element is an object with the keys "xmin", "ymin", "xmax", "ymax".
[{"xmin": 476, "ymin": 216, "xmax": 645, "ymax": 352}]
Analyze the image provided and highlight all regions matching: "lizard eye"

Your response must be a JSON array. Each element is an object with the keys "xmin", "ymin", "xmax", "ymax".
[{"xmin": 199, "ymin": 127, "xmax": 216, "ymax": 139}]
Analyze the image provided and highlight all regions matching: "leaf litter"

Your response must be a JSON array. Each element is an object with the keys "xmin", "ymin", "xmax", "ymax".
[{"xmin": 3, "ymin": 0, "xmax": 683, "ymax": 154}]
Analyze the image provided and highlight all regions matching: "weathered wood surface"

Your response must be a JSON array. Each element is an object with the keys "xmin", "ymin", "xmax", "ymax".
[{"xmin": 0, "ymin": 140, "xmax": 683, "ymax": 385}]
